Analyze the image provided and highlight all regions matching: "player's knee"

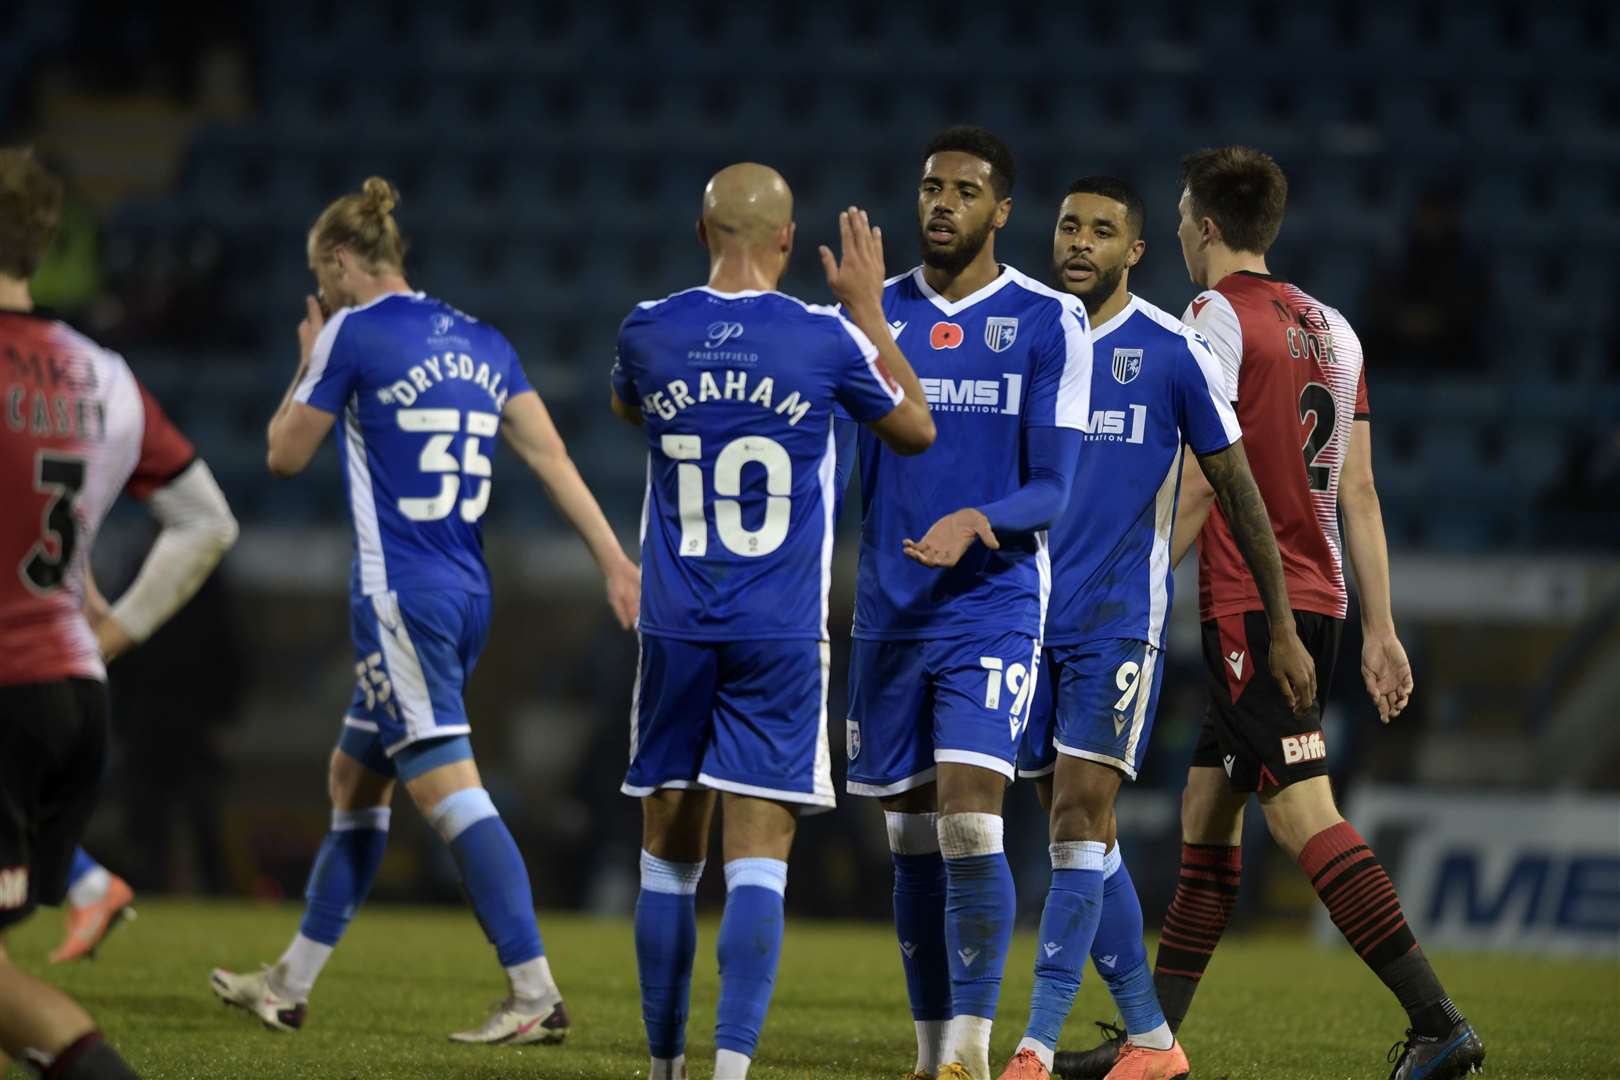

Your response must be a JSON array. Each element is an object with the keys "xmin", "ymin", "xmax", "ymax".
[
  {"xmin": 1258, "ymin": 777, "xmax": 1342, "ymax": 859},
  {"xmin": 423, "ymin": 787, "xmax": 499, "ymax": 844},
  {"xmin": 1181, "ymin": 779, "xmax": 1243, "ymax": 845},
  {"xmin": 1048, "ymin": 786, "xmax": 1111, "ymax": 842}
]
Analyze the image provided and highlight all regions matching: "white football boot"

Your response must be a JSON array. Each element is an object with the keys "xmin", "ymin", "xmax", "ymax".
[
  {"xmin": 448, "ymin": 995, "xmax": 570, "ymax": 1044},
  {"xmin": 208, "ymin": 965, "xmax": 307, "ymax": 1032}
]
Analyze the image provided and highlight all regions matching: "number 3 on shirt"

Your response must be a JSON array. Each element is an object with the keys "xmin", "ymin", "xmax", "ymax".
[
  {"xmin": 396, "ymin": 408, "xmax": 498, "ymax": 522},
  {"xmin": 661, "ymin": 434, "xmax": 790, "ymax": 558}
]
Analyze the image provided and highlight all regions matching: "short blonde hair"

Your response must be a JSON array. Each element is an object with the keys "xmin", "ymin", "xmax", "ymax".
[
  {"xmin": 0, "ymin": 147, "xmax": 64, "ymax": 279},
  {"xmin": 309, "ymin": 176, "xmax": 406, "ymax": 271}
]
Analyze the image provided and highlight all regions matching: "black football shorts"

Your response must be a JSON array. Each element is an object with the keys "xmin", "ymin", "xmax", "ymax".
[
  {"xmin": 1191, "ymin": 610, "xmax": 1342, "ymax": 793},
  {"xmin": 0, "ymin": 678, "xmax": 108, "ymax": 931}
]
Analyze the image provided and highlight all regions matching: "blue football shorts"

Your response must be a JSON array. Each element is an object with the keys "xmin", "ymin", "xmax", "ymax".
[
  {"xmin": 335, "ymin": 588, "xmax": 490, "ymax": 775},
  {"xmin": 845, "ymin": 631, "xmax": 1041, "ymax": 796},
  {"xmin": 622, "ymin": 634, "xmax": 834, "ymax": 813},
  {"xmin": 1017, "ymin": 638, "xmax": 1166, "ymax": 781}
]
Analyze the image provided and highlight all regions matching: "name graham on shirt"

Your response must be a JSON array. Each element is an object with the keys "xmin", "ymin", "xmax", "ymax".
[
  {"xmin": 376, "ymin": 352, "xmax": 510, "ymax": 410},
  {"xmin": 640, "ymin": 367, "xmax": 811, "ymax": 426}
]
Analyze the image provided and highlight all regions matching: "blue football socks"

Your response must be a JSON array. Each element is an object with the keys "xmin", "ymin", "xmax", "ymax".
[
  {"xmin": 1019, "ymin": 840, "xmax": 1107, "ymax": 1066},
  {"xmin": 714, "ymin": 857, "xmax": 788, "ymax": 1072},
  {"xmin": 636, "ymin": 850, "xmax": 705, "ymax": 1065},
  {"xmin": 1091, "ymin": 844, "xmax": 1171, "ymax": 1047},
  {"xmin": 939, "ymin": 813, "xmax": 1015, "ymax": 1077}
]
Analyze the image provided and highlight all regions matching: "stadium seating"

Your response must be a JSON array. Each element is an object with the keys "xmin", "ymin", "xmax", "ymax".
[{"xmin": 3, "ymin": 0, "xmax": 1613, "ymax": 546}]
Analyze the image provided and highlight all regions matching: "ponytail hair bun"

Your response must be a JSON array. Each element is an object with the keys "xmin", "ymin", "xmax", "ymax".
[{"xmin": 360, "ymin": 176, "xmax": 398, "ymax": 217}]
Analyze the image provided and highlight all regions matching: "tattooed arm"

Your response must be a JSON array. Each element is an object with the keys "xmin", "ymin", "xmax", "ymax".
[{"xmin": 1191, "ymin": 440, "xmax": 1317, "ymax": 711}]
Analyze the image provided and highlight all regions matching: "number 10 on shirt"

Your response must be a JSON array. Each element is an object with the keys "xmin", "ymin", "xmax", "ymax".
[{"xmin": 661, "ymin": 433, "xmax": 791, "ymax": 558}]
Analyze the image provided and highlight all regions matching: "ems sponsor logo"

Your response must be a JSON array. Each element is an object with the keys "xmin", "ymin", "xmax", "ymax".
[
  {"xmin": 1079, "ymin": 403, "xmax": 1147, "ymax": 444},
  {"xmin": 0, "ymin": 865, "xmax": 26, "ymax": 909},
  {"xmin": 1112, "ymin": 347, "xmax": 1143, "ymax": 385},
  {"xmin": 1281, "ymin": 731, "xmax": 1327, "ymax": 765},
  {"xmin": 984, "ymin": 316, "xmax": 1019, "ymax": 353},
  {"xmin": 703, "ymin": 321, "xmax": 745, "ymax": 349},
  {"xmin": 930, "ymin": 321, "xmax": 965, "ymax": 349},
  {"xmin": 920, "ymin": 373, "xmax": 1024, "ymax": 415}
]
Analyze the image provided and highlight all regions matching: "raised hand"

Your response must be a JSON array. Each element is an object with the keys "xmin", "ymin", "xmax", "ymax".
[
  {"xmin": 819, "ymin": 207, "xmax": 887, "ymax": 320},
  {"xmin": 297, "ymin": 294, "xmax": 326, "ymax": 365}
]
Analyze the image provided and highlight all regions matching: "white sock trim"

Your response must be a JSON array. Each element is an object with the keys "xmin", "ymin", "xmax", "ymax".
[
  {"xmin": 937, "ymin": 812, "xmax": 1004, "ymax": 859},
  {"xmin": 946, "ymin": 1014, "xmax": 994, "ymax": 1076},
  {"xmin": 425, "ymin": 787, "xmax": 498, "ymax": 843},
  {"xmin": 332, "ymin": 806, "xmax": 392, "ymax": 832},
  {"xmin": 1016, "ymin": 1035, "xmax": 1057, "ymax": 1071},
  {"xmin": 1129, "ymin": 1020, "xmax": 1174, "ymax": 1051},
  {"xmin": 67, "ymin": 866, "xmax": 111, "ymax": 908},
  {"xmin": 640, "ymin": 850, "xmax": 705, "ymax": 895},
  {"xmin": 885, "ymin": 811, "xmax": 941, "ymax": 855},
  {"xmin": 505, "ymin": 955, "xmax": 559, "ymax": 1005},
  {"xmin": 714, "ymin": 1047, "xmax": 752, "ymax": 1079},
  {"xmin": 1051, "ymin": 839, "xmax": 1109, "ymax": 871},
  {"xmin": 1103, "ymin": 841, "xmax": 1124, "ymax": 878},
  {"xmin": 276, "ymin": 933, "xmax": 334, "ymax": 1000},
  {"xmin": 915, "ymin": 1018, "xmax": 949, "ymax": 1073},
  {"xmin": 723, "ymin": 857, "xmax": 787, "ymax": 895},
  {"xmin": 650, "ymin": 1054, "xmax": 687, "ymax": 1080}
]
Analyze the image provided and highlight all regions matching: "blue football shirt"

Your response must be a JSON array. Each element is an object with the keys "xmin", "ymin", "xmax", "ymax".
[
  {"xmin": 1043, "ymin": 294, "xmax": 1240, "ymax": 649},
  {"xmin": 849, "ymin": 265, "xmax": 1093, "ymax": 641},
  {"xmin": 614, "ymin": 286, "xmax": 903, "ymax": 641},
  {"xmin": 295, "ymin": 292, "xmax": 532, "ymax": 597}
]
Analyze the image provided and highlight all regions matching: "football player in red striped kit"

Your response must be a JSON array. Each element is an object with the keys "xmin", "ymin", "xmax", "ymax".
[{"xmin": 1058, "ymin": 148, "xmax": 1482, "ymax": 1080}]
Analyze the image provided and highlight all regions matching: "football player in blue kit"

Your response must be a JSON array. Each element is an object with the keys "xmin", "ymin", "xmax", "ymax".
[
  {"xmin": 209, "ymin": 178, "xmax": 640, "ymax": 1046},
  {"xmin": 1000, "ymin": 178, "xmax": 1314, "ymax": 1080},
  {"xmin": 611, "ymin": 164, "xmax": 934, "ymax": 1080},
  {"xmin": 836, "ymin": 127, "xmax": 1093, "ymax": 1080}
]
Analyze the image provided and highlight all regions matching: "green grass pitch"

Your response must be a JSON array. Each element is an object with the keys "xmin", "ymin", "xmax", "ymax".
[{"xmin": 5, "ymin": 901, "xmax": 1615, "ymax": 1078}]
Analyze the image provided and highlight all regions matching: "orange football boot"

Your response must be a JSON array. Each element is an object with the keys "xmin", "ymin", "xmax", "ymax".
[
  {"xmin": 50, "ymin": 873, "xmax": 136, "ymax": 963},
  {"xmin": 1101, "ymin": 1039, "xmax": 1190, "ymax": 1080}
]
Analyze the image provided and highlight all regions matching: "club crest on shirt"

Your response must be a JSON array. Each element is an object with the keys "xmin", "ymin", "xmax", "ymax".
[
  {"xmin": 984, "ymin": 316, "xmax": 1019, "ymax": 353},
  {"xmin": 1112, "ymin": 347, "xmax": 1143, "ymax": 385}
]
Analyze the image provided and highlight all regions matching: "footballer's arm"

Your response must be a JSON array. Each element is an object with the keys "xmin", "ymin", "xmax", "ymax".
[
  {"xmin": 1186, "ymin": 440, "xmax": 1317, "ymax": 711},
  {"xmin": 1339, "ymin": 419, "xmax": 1412, "ymax": 722},
  {"xmin": 610, "ymin": 391, "xmax": 643, "ymax": 426},
  {"xmin": 268, "ymin": 296, "xmax": 339, "ymax": 477},
  {"xmin": 503, "ymin": 389, "xmax": 640, "ymax": 629},
  {"xmin": 97, "ymin": 460, "xmax": 239, "ymax": 660},
  {"xmin": 1170, "ymin": 451, "xmax": 1217, "ymax": 568}
]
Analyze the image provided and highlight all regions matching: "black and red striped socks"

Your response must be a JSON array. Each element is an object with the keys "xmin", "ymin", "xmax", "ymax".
[
  {"xmin": 1299, "ymin": 821, "xmax": 1463, "ymax": 1037},
  {"xmin": 1152, "ymin": 842, "xmax": 1243, "ymax": 1032}
]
